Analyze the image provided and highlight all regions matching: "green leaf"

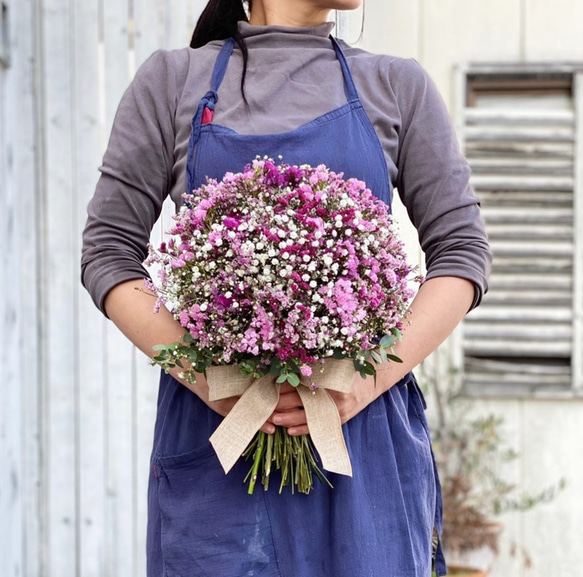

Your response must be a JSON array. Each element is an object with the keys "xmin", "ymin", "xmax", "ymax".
[
  {"xmin": 152, "ymin": 344, "xmax": 167, "ymax": 351},
  {"xmin": 269, "ymin": 357, "xmax": 283, "ymax": 376},
  {"xmin": 276, "ymin": 374, "xmax": 288, "ymax": 384},
  {"xmin": 286, "ymin": 373, "xmax": 300, "ymax": 387},
  {"xmin": 362, "ymin": 361, "xmax": 377, "ymax": 376},
  {"xmin": 386, "ymin": 354, "xmax": 403, "ymax": 363},
  {"xmin": 379, "ymin": 348, "xmax": 388, "ymax": 363},
  {"xmin": 371, "ymin": 351, "xmax": 382, "ymax": 364},
  {"xmin": 380, "ymin": 334, "xmax": 395, "ymax": 348}
]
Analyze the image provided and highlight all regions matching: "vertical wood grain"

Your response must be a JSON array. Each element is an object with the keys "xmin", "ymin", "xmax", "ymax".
[
  {"xmin": 0, "ymin": 0, "xmax": 22, "ymax": 573},
  {"xmin": 11, "ymin": 2, "xmax": 44, "ymax": 575},
  {"xmin": 101, "ymin": 1, "xmax": 136, "ymax": 575},
  {"xmin": 133, "ymin": 0, "xmax": 158, "ymax": 69},
  {"xmin": 161, "ymin": 0, "xmax": 189, "ymax": 50},
  {"xmin": 74, "ymin": 0, "xmax": 107, "ymax": 575},
  {"xmin": 40, "ymin": 0, "xmax": 78, "ymax": 573}
]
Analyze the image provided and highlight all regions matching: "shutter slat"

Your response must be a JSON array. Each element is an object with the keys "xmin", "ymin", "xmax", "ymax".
[
  {"xmin": 465, "ymin": 357, "xmax": 571, "ymax": 376},
  {"xmin": 480, "ymin": 207, "xmax": 572, "ymax": 223},
  {"xmin": 464, "ymin": 322, "xmax": 571, "ymax": 341},
  {"xmin": 488, "ymin": 273, "xmax": 571, "ymax": 289},
  {"xmin": 490, "ymin": 256, "xmax": 572, "ymax": 273},
  {"xmin": 486, "ymin": 223, "xmax": 572, "ymax": 240},
  {"xmin": 465, "ymin": 126, "xmax": 574, "ymax": 143},
  {"xmin": 489, "ymin": 240, "xmax": 572, "ymax": 256},
  {"xmin": 471, "ymin": 175, "xmax": 573, "ymax": 191},
  {"xmin": 469, "ymin": 157, "xmax": 573, "ymax": 175},
  {"xmin": 480, "ymin": 291, "xmax": 571, "ymax": 306},
  {"xmin": 464, "ymin": 339, "xmax": 571, "ymax": 357},
  {"xmin": 464, "ymin": 108, "xmax": 575, "ymax": 125},
  {"xmin": 478, "ymin": 191, "xmax": 573, "ymax": 207},
  {"xmin": 466, "ymin": 141, "xmax": 574, "ymax": 158},
  {"xmin": 467, "ymin": 305, "xmax": 572, "ymax": 323},
  {"xmin": 465, "ymin": 371, "xmax": 572, "ymax": 388}
]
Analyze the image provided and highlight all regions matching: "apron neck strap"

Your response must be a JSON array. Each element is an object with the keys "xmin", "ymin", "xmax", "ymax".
[
  {"xmin": 211, "ymin": 38, "xmax": 236, "ymax": 94},
  {"xmin": 329, "ymin": 36, "xmax": 359, "ymax": 103},
  {"xmin": 208, "ymin": 35, "xmax": 360, "ymax": 105}
]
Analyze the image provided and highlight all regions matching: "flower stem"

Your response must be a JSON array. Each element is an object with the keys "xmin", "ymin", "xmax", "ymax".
[{"xmin": 247, "ymin": 431, "xmax": 266, "ymax": 495}]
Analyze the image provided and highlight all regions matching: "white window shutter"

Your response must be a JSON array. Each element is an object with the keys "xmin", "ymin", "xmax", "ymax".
[{"xmin": 460, "ymin": 82, "xmax": 580, "ymax": 395}]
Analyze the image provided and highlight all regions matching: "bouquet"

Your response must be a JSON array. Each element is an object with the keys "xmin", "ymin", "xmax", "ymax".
[{"xmin": 146, "ymin": 159, "xmax": 419, "ymax": 494}]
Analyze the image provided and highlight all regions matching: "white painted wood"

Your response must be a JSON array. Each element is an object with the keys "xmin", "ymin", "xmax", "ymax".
[
  {"xmin": 465, "ymin": 107, "xmax": 575, "ymax": 126},
  {"xmin": 472, "ymin": 174, "xmax": 574, "ymax": 191},
  {"xmin": 360, "ymin": 0, "xmax": 420, "ymax": 58},
  {"xmin": 133, "ymin": 0, "xmax": 159, "ymax": 69},
  {"xmin": 466, "ymin": 125, "xmax": 574, "ymax": 144},
  {"xmin": 0, "ymin": 4, "xmax": 23, "ymax": 576},
  {"xmin": 464, "ymin": 322, "xmax": 571, "ymax": 341},
  {"xmin": 73, "ymin": 1, "xmax": 107, "ymax": 575},
  {"xmin": 481, "ymin": 207, "xmax": 572, "ymax": 223},
  {"xmin": 525, "ymin": 0, "xmax": 583, "ymax": 61},
  {"xmin": 162, "ymin": 0, "xmax": 189, "ymax": 50},
  {"xmin": 40, "ymin": 0, "xmax": 79, "ymax": 573},
  {"xmin": 101, "ymin": 1, "xmax": 137, "ymax": 574},
  {"xmin": 520, "ymin": 401, "xmax": 583, "ymax": 575},
  {"xmin": 20, "ymin": 1, "xmax": 43, "ymax": 573},
  {"xmin": 467, "ymin": 305, "xmax": 573, "ymax": 323},
  {"xmin": 470, "ymin": 156, "xmax": 574, "ymax": 175}
]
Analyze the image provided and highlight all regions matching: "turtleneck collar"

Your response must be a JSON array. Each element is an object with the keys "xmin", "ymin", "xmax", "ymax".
[{"xmin": 238, "ymin": 20, "xmax": 335, "ymax": 40}]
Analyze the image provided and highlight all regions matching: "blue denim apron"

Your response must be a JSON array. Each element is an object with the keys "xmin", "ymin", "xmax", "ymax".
[{"xmin": 147, "ymin": 36, "xmax": 446, "ymax": 577}]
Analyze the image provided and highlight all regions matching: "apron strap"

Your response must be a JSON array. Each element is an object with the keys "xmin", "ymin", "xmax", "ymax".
[
  {"xmin": 210, "ymin": 37, "xmax": 236, "ymax": 97},
  {"xmin": 329, "ymin": 36, "xmax": 360, "ymax": 103}
]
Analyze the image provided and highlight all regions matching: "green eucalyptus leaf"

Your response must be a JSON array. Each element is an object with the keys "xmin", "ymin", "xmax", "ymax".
[
  {"xmin": 380, "ymin": 334, "xmax": 395, "ymax": 348},
  {"xmin": 286, "ymin": 373, "xmax": 300, "ymax": 387}
]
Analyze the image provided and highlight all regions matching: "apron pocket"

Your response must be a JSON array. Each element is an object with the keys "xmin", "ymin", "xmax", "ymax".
[{"xmin": 155, "ymin": 451, "xmax": 281, "ymax": 577}]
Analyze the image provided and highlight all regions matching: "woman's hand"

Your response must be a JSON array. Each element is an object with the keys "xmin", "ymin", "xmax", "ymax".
[{"xmin": 268, "ymin": 374, "xmax": 383, "ymax": 437}]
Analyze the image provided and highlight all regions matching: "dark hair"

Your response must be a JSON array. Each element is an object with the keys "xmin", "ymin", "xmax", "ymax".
[{"xmin": 190, "ymin": 0, "xmax": 252, "ymax": 99}]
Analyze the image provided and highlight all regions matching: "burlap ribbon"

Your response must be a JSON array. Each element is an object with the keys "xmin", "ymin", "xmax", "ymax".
[{"xmin": 207, "ymin": 358, "xmax": 356, "ymax": 477}]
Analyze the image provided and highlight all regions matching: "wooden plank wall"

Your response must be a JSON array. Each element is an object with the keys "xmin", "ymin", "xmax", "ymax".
[
  {"xmin": 0, "ymin": 1, "xmax": 205, "ymax": 575},
  {"xmin": 0, "ymin": 1, "xmax": 42, "ymax": 576},
  {"xmin": 360, "ymin": 1, "xmax": 583, "ymax": 576}
]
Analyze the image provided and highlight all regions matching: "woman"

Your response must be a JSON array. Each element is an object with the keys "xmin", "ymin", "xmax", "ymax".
[{"xmin": 82, "ymin": 0, "xmax": 491, "ymax": 575}]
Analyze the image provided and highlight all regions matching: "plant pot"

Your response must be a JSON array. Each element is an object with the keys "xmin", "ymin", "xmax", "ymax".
[{"xmin": 444, "ymin": 566, "xmax": 487, "ymax": 577}]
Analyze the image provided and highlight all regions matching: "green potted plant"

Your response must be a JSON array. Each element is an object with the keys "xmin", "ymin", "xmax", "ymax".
[{"xmin": 422, "ymin": 361, "xmax": 564, "ymax": 577}]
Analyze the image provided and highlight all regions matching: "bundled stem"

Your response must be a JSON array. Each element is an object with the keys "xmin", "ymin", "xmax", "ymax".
[{"xmin": 242, "ymin": 427, "xmax": 333, "ymax": 495}]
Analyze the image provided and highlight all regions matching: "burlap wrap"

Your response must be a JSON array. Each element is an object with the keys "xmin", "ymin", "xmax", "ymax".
[{"xmin": 207, "ymin": 358, "xmax": 356, "ymax": 477}]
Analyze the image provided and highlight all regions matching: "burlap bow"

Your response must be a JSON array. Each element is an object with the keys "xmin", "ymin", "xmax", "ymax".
[{"xmin": 207, "ymin": 358, "xmax": 356, "ymax": 477}]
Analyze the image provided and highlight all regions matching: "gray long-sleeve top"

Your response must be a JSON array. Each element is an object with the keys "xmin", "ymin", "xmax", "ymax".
[{"xmin": 81, "ymin": 21, "xmax": 491, "ymax": 315}]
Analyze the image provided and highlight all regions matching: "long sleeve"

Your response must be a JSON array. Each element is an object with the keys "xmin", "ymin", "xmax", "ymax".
[
  {"xmin": 81, "ymin": 49, "xmax": 189, "ymax": 315},
  {"xmin": 392, "ymin": 59, "xmax": 492, "ymax": 309}
]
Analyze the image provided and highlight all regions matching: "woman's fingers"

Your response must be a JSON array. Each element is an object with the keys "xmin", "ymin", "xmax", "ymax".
[{"xmin": 273, "ymin": 389, "xmax": 303, "ymax": 411}]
